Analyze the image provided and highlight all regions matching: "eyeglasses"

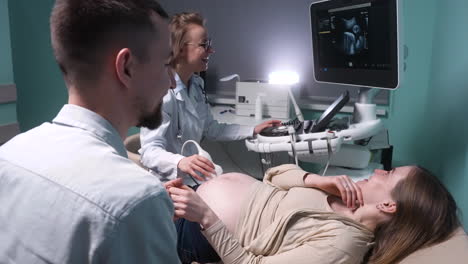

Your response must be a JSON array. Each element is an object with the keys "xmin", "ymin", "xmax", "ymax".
[{"xmin": 185, "ymin": 38, "xmax": 213, "ymax": 51}]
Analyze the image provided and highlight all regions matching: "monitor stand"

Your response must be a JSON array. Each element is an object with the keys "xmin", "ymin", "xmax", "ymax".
[{"xmin": 353, "ymin": 87, "xmax": 381, "ymax": 123}]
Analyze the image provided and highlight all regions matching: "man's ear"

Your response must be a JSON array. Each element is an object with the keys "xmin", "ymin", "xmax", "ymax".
[
  {"xmin": 377, "ymin": 201, "xmax": 397, "ymax": 214},
  {"xmin": 115, "ymin": 48, "xmax": 133, "ymax": 88}
]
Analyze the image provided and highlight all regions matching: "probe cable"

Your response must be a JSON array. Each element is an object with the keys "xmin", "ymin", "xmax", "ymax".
[{"xmin": 322, "ymin": 131, "xmax": 335, "ymax": 176}]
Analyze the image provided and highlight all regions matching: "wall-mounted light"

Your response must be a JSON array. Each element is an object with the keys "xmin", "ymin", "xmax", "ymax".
[{"xmin": 268, "ymin": 70, "xmax": 300, "ymax": 85}]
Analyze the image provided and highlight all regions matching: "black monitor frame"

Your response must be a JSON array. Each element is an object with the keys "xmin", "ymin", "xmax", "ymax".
[{"xmin": 310, "ymin": 0, "xmax": 400, "ymax": 89}]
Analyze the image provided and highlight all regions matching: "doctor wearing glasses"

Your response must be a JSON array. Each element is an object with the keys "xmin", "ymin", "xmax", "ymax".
[{"xmin": 140, "ymin": 12, "xmax": 280, "ymax": 184}]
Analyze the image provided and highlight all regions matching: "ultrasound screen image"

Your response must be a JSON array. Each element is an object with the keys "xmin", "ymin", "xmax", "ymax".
[
  {"xmin": 336, "ymin": 15, "xmax": 368, "ymax": 55},
  {"xmin": 316, "ymin": 3, "xmax": 390, "ymax": 71}
]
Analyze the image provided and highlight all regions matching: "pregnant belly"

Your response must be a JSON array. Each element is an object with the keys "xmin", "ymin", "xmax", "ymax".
[{"xmin": 196, "ymin": 172, "xmax": 260, "ymax": 234}]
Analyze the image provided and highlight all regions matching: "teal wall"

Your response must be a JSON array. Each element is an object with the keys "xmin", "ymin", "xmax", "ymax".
[
  {"xmin": 384, "ymin": 0, "xmax": 468, "ymax": 228},
  {"xmin": 8, "ymin": 0, "xmax": 66, "ymax": 132},
  {"xmin": 0, "ymin": 0, "xmax": 13, "ymax": 84},
  {"xmin": 425, "ymin": 0, "xmax": 468, "ymax": 228},
  {"xmin": 0, "ymin": 0, "xmax": 16, "ymax": 126},
  {"xmin": 384, "ymin": 0, "xmax": 437, "ymax": 168}
]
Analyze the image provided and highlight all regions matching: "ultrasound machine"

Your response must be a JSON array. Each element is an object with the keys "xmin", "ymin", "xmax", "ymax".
[{"xmin": 245, "ymin": 0, "xmax": 402, "ymax": 176}]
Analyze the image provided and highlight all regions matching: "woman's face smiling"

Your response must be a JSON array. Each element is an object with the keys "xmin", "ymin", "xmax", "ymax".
[{"xmin": 180, "ymin": 24, "xmax": 214, "ymax": 73}]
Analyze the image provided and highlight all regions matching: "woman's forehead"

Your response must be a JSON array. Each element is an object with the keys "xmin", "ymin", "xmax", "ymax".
[
  {"xmin": 393, "ymin": 166, "xmax": 413, "ymax": 181},
  {"xmin": 185, "ymin": 24, "xmax": 207, "ymax": 40}
]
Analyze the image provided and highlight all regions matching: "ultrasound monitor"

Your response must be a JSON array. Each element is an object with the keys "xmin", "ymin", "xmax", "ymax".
[{"xmin": 310, "ymin": 0, "xmax": 400, "ymax": 89}]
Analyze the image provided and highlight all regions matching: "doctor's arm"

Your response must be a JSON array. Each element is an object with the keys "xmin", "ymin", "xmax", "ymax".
[
  {"xmin": 202, "ymin": 103, "xmax": 281, "ymax": 141},
  {"xmin": 140, "ymin": 119, "xmax": 212, "ymax": 182},
  {"xmin": 139, "ymin": 113, "xmax": 184, "ymax": 182},
  {"xmin": 140, "ymin": 98, "xmax": 213, "ymax": 181},
  {"xmin": 254, "ymin": 120, "xmax": 282, "ymax": 135},
  {"xmin": 203, "ymin": 113, "xmax": 254, "ymax": 141}
]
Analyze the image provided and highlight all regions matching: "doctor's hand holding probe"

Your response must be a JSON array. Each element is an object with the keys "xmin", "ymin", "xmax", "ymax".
[{"xmin": 139, "ymin": 12, "xmax": 281, "ymax": 184}]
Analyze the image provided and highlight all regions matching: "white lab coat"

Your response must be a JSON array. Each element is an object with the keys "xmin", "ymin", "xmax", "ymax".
[{"xmin": 140, "ymin": 73, "xmax": 254, "ymax": 183}]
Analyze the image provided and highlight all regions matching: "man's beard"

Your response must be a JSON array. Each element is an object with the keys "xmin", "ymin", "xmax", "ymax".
[{"xmin": 137, "ymin": 102, "xmax": 163, "ymax": 130}]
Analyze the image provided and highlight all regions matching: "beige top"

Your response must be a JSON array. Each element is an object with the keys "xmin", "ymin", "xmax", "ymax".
[{"xmin": 202, "ymin": 164, "xmax": 374, "ymax": 264}]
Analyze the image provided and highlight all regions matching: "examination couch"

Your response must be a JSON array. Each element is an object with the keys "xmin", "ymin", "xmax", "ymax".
[{"xmin": 399, "ymin": 227, "xmax": 468, "ymax": 263}]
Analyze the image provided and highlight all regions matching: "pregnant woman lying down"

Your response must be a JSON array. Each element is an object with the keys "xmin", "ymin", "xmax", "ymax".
[{"xmin": 167, "ymin": 164, "xmax": 460, "ymax": 264}]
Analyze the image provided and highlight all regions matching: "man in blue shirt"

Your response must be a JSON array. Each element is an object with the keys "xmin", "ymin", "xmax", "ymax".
[{"xmin": 0, "ymin": 0, "xmax": 180, "ymax": 263}]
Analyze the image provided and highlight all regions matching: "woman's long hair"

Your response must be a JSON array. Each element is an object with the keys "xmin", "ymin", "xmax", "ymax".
[
  {"xmin": 168, "ymin": 12, "xmax": 205, "ymax": 68},
  {"xmin": 368, "ymin": 166, "xmax": 460, "ymax": 264}
]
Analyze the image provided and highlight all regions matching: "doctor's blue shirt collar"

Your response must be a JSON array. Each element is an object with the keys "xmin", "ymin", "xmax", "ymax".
[{"xmin": 52, "ymin": 104, "xmax": 128, "ymax": 158}]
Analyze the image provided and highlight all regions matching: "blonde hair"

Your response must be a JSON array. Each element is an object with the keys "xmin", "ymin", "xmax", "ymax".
[
  {"xmin": 368, "ymin": 166, "xmax": 460, "ymax": 264},
  {"xmin": 168, "ymin": 12, "xmax": 205, "ymax": 67}
]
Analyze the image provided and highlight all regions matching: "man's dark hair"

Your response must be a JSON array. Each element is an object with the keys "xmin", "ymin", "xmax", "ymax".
[{"xmin": 50, "ymin": 0, "xmax": 169, "ymax": 86}]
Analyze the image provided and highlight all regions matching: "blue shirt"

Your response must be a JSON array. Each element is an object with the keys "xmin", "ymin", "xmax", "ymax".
[
  {"xmin": 140, "ymin": 74, "xmax": 254, "ymax": 183},
  {"xmin": 0, "ymin": 104, "xmax": 180, "ymax": 263}
]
